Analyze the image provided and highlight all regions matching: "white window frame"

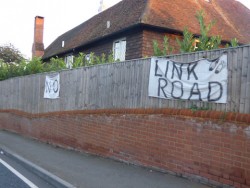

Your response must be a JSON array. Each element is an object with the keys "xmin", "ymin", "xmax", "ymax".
[
  {"xmin": 65, "ymin": 54, "xmax": 74, "ymax": 69},
  {"xmin": 113, "ymin": 38, "xmax": 126, "ymax": 61},
  {"xmin": 85, "ymin": 54, "xmax": 90, "ymax": 61}
]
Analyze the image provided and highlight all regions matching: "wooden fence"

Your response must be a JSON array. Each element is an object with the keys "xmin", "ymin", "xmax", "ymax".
[{"xmin": 0, "ymin": 45, "xmax": 249, "ymax": 114}]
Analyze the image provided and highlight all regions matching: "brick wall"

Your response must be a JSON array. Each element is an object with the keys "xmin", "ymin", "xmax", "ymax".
[
  {"xmin": 1, "ymin": 108, "xmax": 250, "ymax": 188},
  {"xmin": 125, "ymin": 30, "xmax": 143, "ymax": 60},
  {"xmin": 142, "ymin": 29, "xmax": 181, "ymax": 57}
]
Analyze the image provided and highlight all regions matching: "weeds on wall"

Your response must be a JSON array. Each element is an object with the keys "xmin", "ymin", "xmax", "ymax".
[
  {"xmin": 189, "ymin": 103, "xmax": 212, "ymax": 112},
  {"xmin": 0, "ymin": 52, "xmax": 116, "ymax": 81}
]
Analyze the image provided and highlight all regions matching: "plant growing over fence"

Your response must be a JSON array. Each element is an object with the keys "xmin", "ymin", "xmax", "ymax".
[
  {"xmin": 24, "ymin": 57, "xmax": 44, "ymax": 75},
  {"xmin": 44, "ymin": 57, "xmax": 66, "ymax": 72},
  {"xmin": 225, "ymin": 38, "xmax": 239, "ymax": 48},
  {"xmin": 153, "ymin": 36, "xmax": 173, "ymax": 56},
  {"xmin": 0, "ymin": 51, "xmax": 116, "ymax": 81},
  {"xmin": 176, "ymin": 27, "xmax": 196, "ymax": 53},
  {"xmin": 195, "ymin": 10, "xmax": 222, "ymax": 51}
]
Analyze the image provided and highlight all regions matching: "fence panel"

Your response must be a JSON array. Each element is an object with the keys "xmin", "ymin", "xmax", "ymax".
[{"xmin": 0, "ymin": 45, "xmax": 249, "ymax": 114}]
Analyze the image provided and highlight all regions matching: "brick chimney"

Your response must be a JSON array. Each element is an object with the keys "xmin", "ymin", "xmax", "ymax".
[{"xmin": 32, "ymin": 16, "xmax": 44, "ymax": 58}]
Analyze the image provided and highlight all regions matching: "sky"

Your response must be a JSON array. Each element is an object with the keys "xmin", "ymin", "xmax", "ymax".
[
  {"xmin": 0, "ymin": 0, "xmax": 121, "ymax": 59},
  {"xmin": 0, "ymin": 0, "xmax": 249, "ymax": 59}
]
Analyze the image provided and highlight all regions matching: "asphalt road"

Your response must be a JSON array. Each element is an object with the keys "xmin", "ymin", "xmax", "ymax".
[
  {"xmin": 0, "ymin": 152, "xmax": 54, "ymax": 188},
  {"xmin": 0, "ymin": 163, "xmax": 30, "ymax": 188}
]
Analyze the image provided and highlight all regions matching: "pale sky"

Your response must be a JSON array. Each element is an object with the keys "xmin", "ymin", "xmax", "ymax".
[{"xmin": 0, "ymin": 0, "xmax": 249, "ymax": 59}]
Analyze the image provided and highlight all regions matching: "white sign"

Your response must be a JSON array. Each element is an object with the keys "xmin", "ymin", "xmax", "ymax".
[
  {"xmin": 148, "ymin": 54, "xmax": 228, "ymax": 103},
  {"xmin": 44, "ymin": 73, "xmax": 60, "ymax": 99}
]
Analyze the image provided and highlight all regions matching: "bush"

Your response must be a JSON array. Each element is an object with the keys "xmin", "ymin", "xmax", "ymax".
[
  {"xmin": 24, "ymin": 57, "xmax": 44, "ymax": 75},
  {"xmin": 195, "ymin": 10, "xmax": 222, "ymax": 51},
  {"xmin": 0, "ymin": 51, "xmax": 117, "ymax": 81},
  {"xmin": 153, "ymin": 36, "xmax": 173, "ymax": 56},
  {"xmin": 176, "ymin": 27, "xmax": 196, "ymax": 53},
  {"xmin": 0, "ymin": 60, "xmax": 8, "ymax": 81},
  {"xmin": 44, "ymin": 57, "xmax": 66, "ymax": 72}
]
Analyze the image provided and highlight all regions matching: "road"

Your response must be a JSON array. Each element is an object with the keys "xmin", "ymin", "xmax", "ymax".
[{"xmin": 0, "ymin": 151, "xmax": 54, "ymax": 188}]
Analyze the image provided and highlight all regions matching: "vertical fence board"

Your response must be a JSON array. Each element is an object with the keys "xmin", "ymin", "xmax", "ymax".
[
  {"xmin": 245, "ymin": 46, "xmax": 250, "ymax": 113},
  {"xmin": 226, "ymin": 50, "xmax": 232, "ymax": 112},
  {"xmin": 236, "ymin": 48, "xmax": 243, "ymax": 113},
  {"xmin": 231, "ymin": 49, "xmax": 238, "ymax": 112},
  {"xmin": 240, "ymin": 47, "xmax": 249, "ymax": 113}
]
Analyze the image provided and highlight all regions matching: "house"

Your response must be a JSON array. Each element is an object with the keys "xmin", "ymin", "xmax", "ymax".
[{"xmin": 34, "ymin": 0, "xmax": 250, "ymax": 63}]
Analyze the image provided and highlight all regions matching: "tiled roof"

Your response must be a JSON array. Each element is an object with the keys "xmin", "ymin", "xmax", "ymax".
[
  {"xmin": 141, "ymin": 0, "xmax": 250, "ymax": 43},
  {"xmin": 43, "ymin": 0, "xmax": 250, "ymax": 59}
]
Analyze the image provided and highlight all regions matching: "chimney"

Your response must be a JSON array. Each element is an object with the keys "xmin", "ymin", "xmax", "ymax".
[{"xmin": 32, "ymin": 16, "xmax": 44, "ymax": 58}]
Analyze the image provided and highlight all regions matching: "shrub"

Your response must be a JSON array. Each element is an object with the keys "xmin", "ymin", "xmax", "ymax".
[
  {"xmin": 24, "ymin": 57, "xmax": 44, "ymax": 75},
  {"xmin": 176, "ymin": 27, "xmax": 196, "ymax": 53},
  {"xmin": 176, "ymin": 10, "xmax": 238, "ymax": 53},
  {"xmin": 0, "ymin": 60, "xmax": 8, "ymax": 81},
  {"xmin": 195, "ymin": 10, "xmax": 221, "ymax": 51},
  {"xmin": 44, "ymin": 57, "xmax": 66, "ymax": 72},
  {"xmin": 153, "ymin": 36, "xmax": 173, "ymax": 56},
  {"xmin": 72, "ymin": 53, "xmax": 86, "ymax": 68}
]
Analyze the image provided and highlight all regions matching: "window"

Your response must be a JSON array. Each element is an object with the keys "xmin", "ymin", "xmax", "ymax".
[
  {"xmin": 194, "ymin": 39, "xmax": 200, "ymax": 50},
  {"xmin": 65, "ymin": 54, "xmax": 73, "ymax": 69},
  {"xmin": 113, "ymin": 38, "xmax": 126, "ymax": 61},
  {"xmin": 85, "ymin": 54, "xmax": 90, "ymax": 61}
]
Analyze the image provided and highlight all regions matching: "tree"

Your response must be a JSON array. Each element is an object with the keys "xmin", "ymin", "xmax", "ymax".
[
  {"xmin": 176, "ymin": 27, "xmax": 196, "ymax": 53},
  {"xmin": 0, "ymin": 43, "xmax": 25, "ymax": 63},
  {"xmin": 195, "ymin": 10, "xmax": 221, "ymax": 51},
  {"xmin": 153, "ymin": 36, "xmax": 173, "ymax": 56},
  {"xmin": 175, "ymin": 10, "xmax": 239, "ymax": 53}
]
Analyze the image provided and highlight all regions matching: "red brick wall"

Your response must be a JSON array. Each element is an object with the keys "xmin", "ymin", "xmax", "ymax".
[
  {"xmin": 1, "ymin": 109, "xmax": 250, "ymax": 188},
  {"xmin": 142, "ymin": 30, "xmax": 182, "ymax": 57}
]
